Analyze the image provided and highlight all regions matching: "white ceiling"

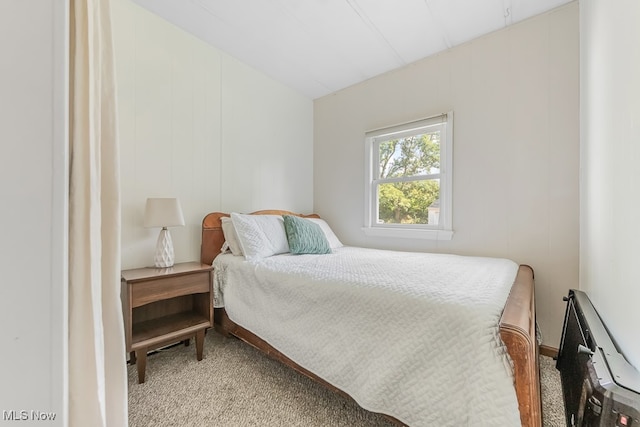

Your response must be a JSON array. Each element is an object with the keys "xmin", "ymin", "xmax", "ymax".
[{"xmin": 131, "ymin": 0, "xmax": 573, "ymax": 99}]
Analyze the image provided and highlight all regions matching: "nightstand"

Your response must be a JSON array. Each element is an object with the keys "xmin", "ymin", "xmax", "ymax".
[{"xmin": 121, "ymin": 262, "xmax": 213, "ymax": 383}]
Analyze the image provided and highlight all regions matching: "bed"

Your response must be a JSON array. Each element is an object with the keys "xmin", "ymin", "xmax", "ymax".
[{"xmin": 201, "ymin": 210, "xmax": 541, "ymax": 426}]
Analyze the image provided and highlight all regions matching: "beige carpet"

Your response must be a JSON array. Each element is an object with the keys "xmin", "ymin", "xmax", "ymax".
[{"xmin": 128, "ymin": 331, "xmax": 565, "ymax": 426}]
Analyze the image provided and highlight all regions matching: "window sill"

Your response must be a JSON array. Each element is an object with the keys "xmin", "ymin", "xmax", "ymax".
[{"xmin": 361, "ymin": 227, "xmax": 453, "ymax": 240}]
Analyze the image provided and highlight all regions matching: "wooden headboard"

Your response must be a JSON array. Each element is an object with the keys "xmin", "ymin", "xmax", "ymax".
[{"xmin": 200, "ymin": 210, "xmax": 320, "ymax": 265}]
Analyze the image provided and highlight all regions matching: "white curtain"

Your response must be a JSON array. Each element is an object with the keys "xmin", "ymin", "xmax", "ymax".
[{"xmin": 69, "ymin": 0, "xmax": 127, "ymax": 425}]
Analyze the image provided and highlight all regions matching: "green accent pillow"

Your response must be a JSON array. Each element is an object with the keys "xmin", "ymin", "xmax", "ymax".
[{"xmin": 283, "ymin": 215, "xmax": 332, "ymax": 255}]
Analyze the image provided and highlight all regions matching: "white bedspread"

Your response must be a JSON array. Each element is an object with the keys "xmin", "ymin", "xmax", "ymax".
[{"xmin": 213, "ymin": 246, "xmax": 521, "ymax": 426}]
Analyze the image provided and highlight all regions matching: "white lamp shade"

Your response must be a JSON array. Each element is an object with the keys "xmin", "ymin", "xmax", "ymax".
[{"xmin": 144, "ymin": 198, "xmax": 185, "ymax": 228}]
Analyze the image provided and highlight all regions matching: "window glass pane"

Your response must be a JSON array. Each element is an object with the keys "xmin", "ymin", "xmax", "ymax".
[
  {"xmin": 378, "ymin": 130, "xmax": 440, "ymax": 179},
  {"xmin": 377, "ymin": 179, "xmax": 440, "ymax": 225}
]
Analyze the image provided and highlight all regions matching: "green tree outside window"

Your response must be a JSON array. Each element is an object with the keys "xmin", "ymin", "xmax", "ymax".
[{"xmin": 377, "ymin": 132, "xmax": 440, "ymax": 225}]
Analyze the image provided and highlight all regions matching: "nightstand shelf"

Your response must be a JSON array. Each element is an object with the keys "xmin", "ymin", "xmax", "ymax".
[
  {"xmin": 121, "ymin": 262, "xmax": 213, "ymax": 383},
  {"xmin": 131, "ymin": 312, "xmax": 210, "ymax": 350}
]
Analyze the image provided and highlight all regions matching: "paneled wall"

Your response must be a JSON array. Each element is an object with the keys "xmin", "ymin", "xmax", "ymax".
[
  {"xmin": 113, "ymin": 0, "xmax": 313, "ymax": 269},
  {"xmin": 0, "ymin": 0, "xmax": 67, "ymax": 419},
  {"xmin": 314, "ymin": 3, "xmax": 580, "ymax": 347},
  {"xmin": 580, "ymin": 0, "xmax": 640, "ymax": 370}
]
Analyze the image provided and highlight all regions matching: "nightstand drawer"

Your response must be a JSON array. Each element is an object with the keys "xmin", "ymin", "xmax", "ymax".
[{"xmin": 131, "ymin": 271, "xmax": 210, "ymax": 308}]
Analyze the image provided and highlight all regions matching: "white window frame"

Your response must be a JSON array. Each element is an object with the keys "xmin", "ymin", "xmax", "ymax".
[{"xmin": 363, "ymin": 112, "xmax": 453, "ymax": 240}]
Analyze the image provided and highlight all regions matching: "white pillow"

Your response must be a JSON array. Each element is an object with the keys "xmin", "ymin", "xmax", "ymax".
[
  {"xmin": 221, "ymin": 217, "xmax": 243, "ymax": 256},
  {"xmin": 230, "ymin": 213, "xmax": 290, "ymax": 261},
  {"xmin": 307, "ymin": 218, "xmax": 343, "ymax": 249}
]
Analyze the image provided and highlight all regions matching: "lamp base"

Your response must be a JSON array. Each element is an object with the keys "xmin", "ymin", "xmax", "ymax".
[{"xmin": 154, "ymin": 228, "xmax": 175, "ymax": 268}]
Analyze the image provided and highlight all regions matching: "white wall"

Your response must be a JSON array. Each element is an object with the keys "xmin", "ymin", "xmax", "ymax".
[
  {"xmin": 0, "ymin": 0, "xmax": 68, "ymax": 423},
  {"xmin": 580, "ymin": 0, "xmax": 640, "ymax": 369},
  {"xmin": 314, "ymin": 3, "xmax": 579, "ymax": 348},
  {"xmin": 113, "ymin": 0, "xmax": 314, "ymax": 269}
]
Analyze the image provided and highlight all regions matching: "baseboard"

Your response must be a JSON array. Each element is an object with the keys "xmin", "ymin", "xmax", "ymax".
[{"xmin": 539, "ymin": 344, "xmax": 558, "ymax": 358}]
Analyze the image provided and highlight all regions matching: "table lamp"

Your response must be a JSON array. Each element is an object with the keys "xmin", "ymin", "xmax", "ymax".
[{"xmin": 144, "ymin": 198, "xmax": 185, "ymax": 267}]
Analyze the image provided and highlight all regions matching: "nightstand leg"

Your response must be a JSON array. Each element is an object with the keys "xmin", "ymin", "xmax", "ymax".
[
  {"xmin": 184, "ymin": 339, "xmax": 190, "ymax": 347},
  {"xmin": 195, "ymin": 329, "xmax": 205, "ymax": 361},
  {"xmin": 129, "ymin": 351, "xmax": 136, "ymax": 364},
  {"xmin": 136, "ymin": 349, "xmax": 147, "ymax": 384}
]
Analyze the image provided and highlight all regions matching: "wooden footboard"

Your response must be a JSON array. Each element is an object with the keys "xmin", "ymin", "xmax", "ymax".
[{"xmin": 499, "ymin": 264, "xmax": 542, "ymax": 427}]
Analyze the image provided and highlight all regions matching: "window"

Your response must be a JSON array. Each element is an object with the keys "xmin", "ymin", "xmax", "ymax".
[{"xmin": 364, "ymin": 112, "xmax": 453, "ymax": 240}]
